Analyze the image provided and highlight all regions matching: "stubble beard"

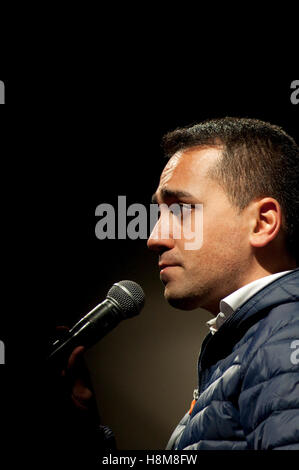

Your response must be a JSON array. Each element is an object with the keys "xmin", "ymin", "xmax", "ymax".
[{"xmin": 163, "ymin": 276, "xmax": 214, "ymax": 311}]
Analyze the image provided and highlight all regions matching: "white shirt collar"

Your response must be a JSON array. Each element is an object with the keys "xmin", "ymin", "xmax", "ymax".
[{"xmin": 206, "ymin": 270, "xmax": 294, "ymax": 335}]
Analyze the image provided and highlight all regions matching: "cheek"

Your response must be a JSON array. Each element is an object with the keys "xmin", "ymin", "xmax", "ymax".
[
  {"xmin": 176, "ymin": 210, "xmax": 248, "ymax": 268},
  {"xmin": 202, "ymin": 214, "xmax": 247, "ymax": 257}
]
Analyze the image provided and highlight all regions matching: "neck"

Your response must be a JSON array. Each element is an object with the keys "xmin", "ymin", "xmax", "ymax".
[
  {"xmin": 244, "ymin": 253, "xmax": 297, "ymax": 286},
  {"xmin": 203, "ymin": 259, "xmax": 296, "ymax": 317}
]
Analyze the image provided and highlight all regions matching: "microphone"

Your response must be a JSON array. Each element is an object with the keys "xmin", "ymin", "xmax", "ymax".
[{"xmin": 47, "ymin": 280, "xmax": 145, "ymax": 368}]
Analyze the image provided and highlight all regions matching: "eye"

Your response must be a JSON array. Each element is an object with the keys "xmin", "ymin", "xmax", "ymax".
[
  {"xmin": 168, "ymin": 203, "xmax": 194, "ymax": 221},
  {"xmin": 178, "ymin": 203, "xmax": 194, "ymax": 213},
  {"xmin": 179, "ymin": 203, "xmax": 190, "ymax": 210}
]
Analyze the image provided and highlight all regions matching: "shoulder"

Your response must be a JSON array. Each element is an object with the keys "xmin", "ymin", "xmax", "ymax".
[
  {"xmin": 246, "ymin": 300, "xmax": 299, "ymax": 349},
  {"xmin": 238, "ymin": 300, "xmax": 299, "ymax": 385}
]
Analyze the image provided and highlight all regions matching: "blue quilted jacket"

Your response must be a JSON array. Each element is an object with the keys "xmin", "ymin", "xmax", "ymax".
[{"xmin": 167, "ymin": 269, "xmax": 299, "ymax": 450}]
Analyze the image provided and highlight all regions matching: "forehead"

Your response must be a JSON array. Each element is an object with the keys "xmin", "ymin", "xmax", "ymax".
[{"xmin": 158, "ymin": 147, "xmax": 222, "ymax": 195}]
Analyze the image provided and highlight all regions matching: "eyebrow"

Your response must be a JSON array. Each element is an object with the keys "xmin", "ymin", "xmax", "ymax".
[{"xmin": 151, "ymin": 188, "xmax": 194, "ymax": 204}]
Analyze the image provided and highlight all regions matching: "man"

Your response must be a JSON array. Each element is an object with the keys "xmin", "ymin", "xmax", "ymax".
[
  {"xmin": 147, "ymin": 117, "xmax": 299, "ymax": 450},
  {"xmin": 48, "ymin": 117, "xmax": 298, "ymax": 455}
]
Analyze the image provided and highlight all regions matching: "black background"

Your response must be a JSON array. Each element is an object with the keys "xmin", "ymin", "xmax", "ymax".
[
  {"xmin": 0, "ymin": 60, "xmax": 298, "ymax": 465},
  {"xmin": 4, "ymin": 73, "xmax": 297, "ymax": 342}
]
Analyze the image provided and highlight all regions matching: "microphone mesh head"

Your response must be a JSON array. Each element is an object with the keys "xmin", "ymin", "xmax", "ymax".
[{"xmin": 107, "ymin": 280, "xmax": 145, "ymax": 318}]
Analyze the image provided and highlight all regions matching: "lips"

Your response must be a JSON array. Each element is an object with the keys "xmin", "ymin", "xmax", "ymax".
[
  {"xmin": 159, "ymin": 263, "xmax": 181, "ymax": 284},
  {"xmin": 158, "ymin": 262, "xmax": 180, "ymax": 271}
]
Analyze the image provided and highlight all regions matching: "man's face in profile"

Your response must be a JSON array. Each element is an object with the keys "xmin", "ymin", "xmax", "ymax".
[{"xmin": 147, "ymin": 147, "xmax": 252, "ymax": 314}]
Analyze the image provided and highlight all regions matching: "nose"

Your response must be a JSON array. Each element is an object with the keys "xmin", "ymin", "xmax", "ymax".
[{"xmin": 147, "ymin": 215, "xmax": 175, "ymax": 253}]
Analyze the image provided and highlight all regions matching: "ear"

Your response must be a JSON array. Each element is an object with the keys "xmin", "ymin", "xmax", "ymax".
[{"xmin": 249, "ymin": 197, "xmax": 282, "ymax": 248}]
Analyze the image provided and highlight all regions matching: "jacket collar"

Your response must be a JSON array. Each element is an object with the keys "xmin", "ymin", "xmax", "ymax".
[
  {"xmin": 206, "ymin": 270, "xmax": 296, "ymax": 334},
  {"xmin": 199, "ymin": 268, "xmax": 299, "ymax": 371},
  {"xmin": 229, "ymin": 267, "xmax": 299, "ymax": 329}
]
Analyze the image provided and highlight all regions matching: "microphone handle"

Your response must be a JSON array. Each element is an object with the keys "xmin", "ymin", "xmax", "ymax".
[{"xmin": 47, "ymin": 299, "xmax": 122, "ymax": 369}]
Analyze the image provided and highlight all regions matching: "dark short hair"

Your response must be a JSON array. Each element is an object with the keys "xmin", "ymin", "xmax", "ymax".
[{"xmin": 162, "ymin": 117, "xmax": 299, "ymax": 264}]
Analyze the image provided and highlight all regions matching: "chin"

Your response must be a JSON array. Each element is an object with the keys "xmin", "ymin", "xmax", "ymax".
[{"xmin": 165, "ymin": 289, "xmax": 200, "ymax": 311}]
